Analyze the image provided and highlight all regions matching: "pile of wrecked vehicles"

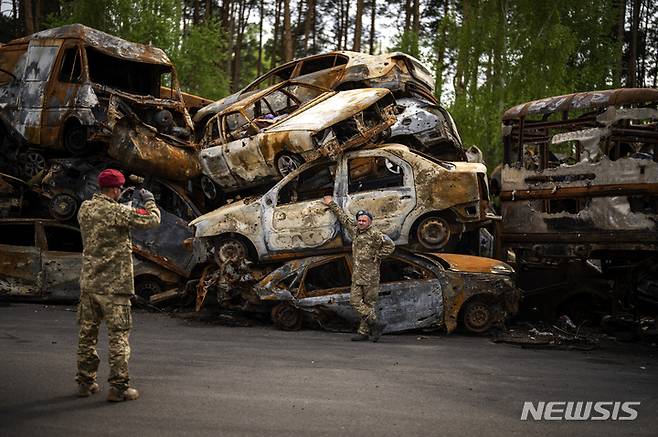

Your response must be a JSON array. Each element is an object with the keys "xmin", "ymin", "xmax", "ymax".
[
  {"xmin": 494, "ymin": 87, "xmax": 658, "ymax": 333},
  {"xmin": 0, "ymin": 24, "xmax": 520, "ymax": 337}
]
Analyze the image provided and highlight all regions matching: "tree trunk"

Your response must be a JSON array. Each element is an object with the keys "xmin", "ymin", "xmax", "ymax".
[
  {"xmin": 303, "ymin": 0, "xmax": 315, "ymax": 52},
  {"xmin": 23, "ymin": 0, "xmax": 34, "ymax": 35},
  {"xmin": 272, "ymin": 0, "xmax": 281, "ymax": 67},
  {"xmin": 206, "ymin": 0, "xmax": 212, "ymax": 19},
  {"xmin": 613, "ymin": 0, "xmax": 626, "ymax": 87},
  {"xmin": 353, "ymin": 0, "xmax": 364, "ymax": 51},
  {"xmin": 369, "ymin": 0, "xmax": 376, "ymax": 54},
  {"xmin": 337, "ymin": 0, "xmax": 344, "ymax": 50},
  {"xmin": 628, "ymin": 0, "xmax": 640, "ymax": 87},
  {"xmin": 344, "ymin": 0, "xmax": 351, "ymax": 50},
  {"xmin": 257, "ymin": 0, "xmax": 264, "ymax": 76},
  {"xmin": 283, "ymin": 0, "xmax": 293, "ymax": 62},
  {"xmin": 433, "ymin": 0, "xmax": 449, "ymax": 102},
  {"xmin": 404, "ymin": 0, "xmax": 411, "ymax": 34},
  {"xmin": 34, "ymin": 0, "xmax": 41, "ymax": 31},
  {"xmin": 412, "ymin": 0, "xmax": 420, "ymax": 34},
  {"xmin": 194, "ymin": 0, "xmax": 200, "ymax": 24}
]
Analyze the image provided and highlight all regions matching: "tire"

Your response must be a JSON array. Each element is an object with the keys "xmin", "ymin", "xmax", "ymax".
[
  {"xmin": 63, "ymin": 124, "xmax": 87, "ymax": 155},
  {"xmin": 276, "ymin": 153, "xmax": 303, "ymax": 178},
  {"xmin": 415, "ymin": 215, "xmax": 457, "ymax": 251},
  {"xmin": 48, "ymin": 193, "xmax": 78, "ymax": 221},
  {"xmin": 271, "ymin": 302, "xmax": 303, "ymax": 331},
  {"xmin": 19, "ymin": 150, "xmax": 46, "ymax": 179},
  {"xmin": 461, "ymin": 298, "xmax": 494, "ymax": 333},
  {"xmin": 214, "ymin": 237, "xmax": 249, "ymax": 264},
  {"xmin": 135, "ymin": 277, "xmax": 162, "ymax": 301}
]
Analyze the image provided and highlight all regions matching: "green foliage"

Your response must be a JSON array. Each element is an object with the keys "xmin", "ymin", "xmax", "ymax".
[{"xmin": 171, "ymin": 19, "xmax": 231, "ymax": 99}]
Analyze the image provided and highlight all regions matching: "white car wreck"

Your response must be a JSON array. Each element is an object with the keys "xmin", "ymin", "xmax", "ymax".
[
  {"xmin": 197, "ymin": 81, "xmax": 396, "ymax": 199},
  {"xmin": 190, "ymin": 144, "xmax": 493, "ymax": 262}
]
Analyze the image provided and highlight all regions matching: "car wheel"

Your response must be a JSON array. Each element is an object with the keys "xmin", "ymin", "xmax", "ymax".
[
  {"xmin": 276, "ymin": 153, "xmax": 302, "ymax": 178},
  {"xmin": 49, "ymin": 193, "xmax": 78, "ymax": 221},
  {"xmin": 135, "ymin": 277, "xmax": 162, "ymax": 301},
  {"xmin": 462, "ymin": 298, "xmax": 494, "ymax": 333},
  {"xmin": 63, "ymin": 124, "xmax": 87, "ymax": 155},
  {"xmin": 416, "ymin": 215, "xmax": 454, "ymax": 250},
  {"xmin": 214, "ymin": 237, "xmax": 249, "ymax": 264},
  {"xmin": 20, "ymin": 150, "xmax": 46, "ymax": 178},
  {"xmin": 271, "ymin": 302, "xmax": 303, "ymax": 331},
  {"xmin": 201, "ymin": 175, "xmax": 218, "ymax": 200}
]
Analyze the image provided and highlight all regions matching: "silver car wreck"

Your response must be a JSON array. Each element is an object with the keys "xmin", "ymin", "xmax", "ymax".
[
  {"xmin": 255, "ymin": 250, "xmax": 520, "ymax": 334},
  {"xmin": 190, "ymin": 144, "xmax": 493, "ymax": 262},
  {"xmin": 0, "ymin": 24, "xmax": 200, "ymax": 181},
  {"xmin": 198, "ymin": 81, "xmax": 396, "ymax": 196}
]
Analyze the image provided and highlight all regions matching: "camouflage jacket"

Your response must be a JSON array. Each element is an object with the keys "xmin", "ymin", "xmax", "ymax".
[
  {"xmin": 78, "ymin": 193, "xmax": 161, "ymax": 296},
  {"xmin": 328, "ymin": 201, "xmax": 395, "ymax": 285}
]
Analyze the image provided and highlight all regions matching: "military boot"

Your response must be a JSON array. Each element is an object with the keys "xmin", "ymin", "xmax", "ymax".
[
  {"xmin": 107, "ymin": 387, "xmax": 139, "ymax": 402},
  {"xmin": 369, "ymin": 320, "xmax": 386, "ymax": 343},
  {"xmin": 78, "ymin": 382, "xmax": 100, "ymax": 397}
]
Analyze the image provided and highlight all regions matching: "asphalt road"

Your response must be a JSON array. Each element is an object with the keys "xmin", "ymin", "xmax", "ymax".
[{"xmin": 1, "ymin": 303, "xmax": 656, "ymax": 437}]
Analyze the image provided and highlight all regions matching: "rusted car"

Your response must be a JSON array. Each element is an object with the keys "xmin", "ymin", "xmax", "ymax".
[
  {"xmin": 192, "ymin": 51, "xmax": 467, "ymax": 162},
  {"xmin": 0, "ymin": 24, "xmax": 200, "ymax": 181},
  {"xmin": 193, "ymin": 51, "xmax": 434, "ymax": 125},
  {"xmin": 198, "ymin": 81, "xmax": 396, "ymax": 197},
  {"xmin": 499, "ymin": 87, "xmax": 658, "ymax": 317},
  {"xmin": 254, "ymin": 250, "xmax": 519, "ymax": 334},
  {"xmin": 190, "ymin": 143, "xmax": 493, "ymax": 262},
  {"xmin": 0, "ymin": 218, "xmax": 181, "ymax": 301}
]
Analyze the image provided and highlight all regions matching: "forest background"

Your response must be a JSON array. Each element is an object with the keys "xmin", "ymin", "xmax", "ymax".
[{"xmin": 1, "ymin": 0, "xmax": 656, "ymax": 166}]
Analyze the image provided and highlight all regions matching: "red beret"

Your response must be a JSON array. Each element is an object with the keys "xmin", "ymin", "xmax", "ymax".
[{"xmin": 97, "ymin": 169, "xmax": 125, "ymax": 188}]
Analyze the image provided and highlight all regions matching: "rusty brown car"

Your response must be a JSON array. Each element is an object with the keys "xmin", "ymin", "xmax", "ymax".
[
  {"xmin": 254, "ymin": 250, "xmax": 519, "ymax": 334},
  {"xmin": 197, "ymin": 81, "xmax": 396, "ymax": 197},
  {"xmin": 499, "ymin": 87, "xmax": 658, "ymax": 317},
  {"xmin": 191, "ymin": 143, "xmax": 493, "ymax": 262},
  {"xmin": 0, "ymin": 24, "xmax": 200, "ymax": 181}
]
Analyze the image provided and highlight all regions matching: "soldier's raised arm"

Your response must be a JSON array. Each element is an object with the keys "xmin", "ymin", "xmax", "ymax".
[
  {"xmin": 323, "ymin": 195, "xmax": 356, "ymax": 238},
  {"xmin": 115, "ymin": 189, "xmax": 161, "ymax": 229}
]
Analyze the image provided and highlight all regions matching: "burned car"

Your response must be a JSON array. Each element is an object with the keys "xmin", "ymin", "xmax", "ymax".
[
  {"xmin": 0, "ymin": 218, "xmax": 181, "ymax": 301},
  {"xmin": 198, "ymin": 81, "xmax": 396, "ymax": 197},
  {"xmin": 499, "ymin": 88, "xmax": 658, "ymax": 316},
  {"xmin": 193, "ymin": 51, "xmax": 467, "ymax": 162},
  {"xmin": 0, "ymin": 24, "xmax": 200, "ymax": 181},
  {"xmin": 191, "ymin": 144, "xmax": 493, "ymax": 262},
  {"xmin": 255, "ymin": 250, "xmax": 519, "ymax": 334}
]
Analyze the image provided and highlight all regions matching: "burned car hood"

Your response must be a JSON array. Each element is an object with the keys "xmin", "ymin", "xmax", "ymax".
[
  {"xmin": 189, "ymin": 197, "xmax": 261, "ymax": 238},
  {"xmin": 266, "ymin": 88, "xmax": 392, "ymax": 133},
  {"xmin": 425, "ymin": 253, "xmax": 514, "ymax": 275}
]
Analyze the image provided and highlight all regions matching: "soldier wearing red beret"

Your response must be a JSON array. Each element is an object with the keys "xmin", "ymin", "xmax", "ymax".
[{"xmin": 75, "ymin": 169, "xmax": 160, "ymax": 402}]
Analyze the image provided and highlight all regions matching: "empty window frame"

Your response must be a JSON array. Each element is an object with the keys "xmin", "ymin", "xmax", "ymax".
[
  {"xmin": 277, "ymin": 162, "xmax": 336, "ymax": 205},
  {"xmin": 302, "ymin": 257, "xmax": 351, "ymax": 295},
  {"xmin": 44, "ymin": 225, "xmax": 82, "ymax": 252},
  {"xmin": 348, "ymin": 156, "xmax": 404, "ymax": 193}
]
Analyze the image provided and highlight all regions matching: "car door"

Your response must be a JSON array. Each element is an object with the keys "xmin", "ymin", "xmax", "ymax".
[
  {"xmin": 337, "ymin": 150, "xmax": 416, "ymax": 241},
  {"xmin": 41, "ymin": 223, "xmax": 83, "ymax": 300},
  {"xmin": 17, "ymin": 40, "xmax": 62, "ymax": 145},
  {"xmin": 375, "ymin": 257, "xmax": 444, "ymax": 333},
  {"xmin": 41, "ymin": 43, "xmax": 84, "ymax": 148},
  {"xmin": 262, "ymin": 161, "xmax": 340, "ymax": 252},
  {"xmin": 0, "ymin": 222, "xmax": 42, "ymax": 297},
  {"xmin": 131, "ymin": 180, "xmax": 199, "ymax": 277}
]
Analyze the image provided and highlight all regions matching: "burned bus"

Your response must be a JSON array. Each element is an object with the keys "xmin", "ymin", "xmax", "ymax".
[{"xmin": 498, "ymin": 88, "xmax": 658, "ymax": 318}]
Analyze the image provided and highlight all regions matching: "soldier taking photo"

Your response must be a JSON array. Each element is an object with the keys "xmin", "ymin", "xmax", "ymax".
[
  {"xmin": 322, "ymin": 195, "xmax": 395, "ymax": 342},
  {"xmin": 75, "ymin": 169, "xmax": 160, "ymax": 402}
]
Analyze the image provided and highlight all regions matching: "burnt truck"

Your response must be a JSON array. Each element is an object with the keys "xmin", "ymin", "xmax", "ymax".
[
  {"xmin": 498, "ymin": 88, "xmax": 658, "ymax": 318},
  {"xmin": 0, "ymin": 24, "xmax": 200, "ymax": 182}
]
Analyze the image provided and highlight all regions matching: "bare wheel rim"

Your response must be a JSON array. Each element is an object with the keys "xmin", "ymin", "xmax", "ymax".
[
  {"xmin": 201, "ymin": 176, "xmax": 217, "ymax": 200},
  {"xmin": 271, "ymin": 303, "xmax": 302, "ymax": 331},
  {"xmin": 136, "ymin": 279, "xmax": 161, "ymax": 300},
  {"xmin": 22, "ymin": 151, "xmax": 46, "ymax": 178},
  {"xmin": 216, "ymin": 239, "xmax": 247, "ymax": 263},
  {"xmin": 417, "ymin": 216, "xmax": 451, "ymax": 249},
  {"xmin": 49, "ymin": 194, "xmax": 77, "ymax": 221},
  {"xmin": 276, "ymin": 154, "xmax": 301, "ymax": 177},
  {"xmin": 464, "ymin": 301, "xmax": 493, "ymax": 333}
]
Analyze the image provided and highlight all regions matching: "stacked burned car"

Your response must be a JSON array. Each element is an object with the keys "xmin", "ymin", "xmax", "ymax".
[{"xmin": 0, "ymin": 24, "xmax": 518, "ymax": 334}]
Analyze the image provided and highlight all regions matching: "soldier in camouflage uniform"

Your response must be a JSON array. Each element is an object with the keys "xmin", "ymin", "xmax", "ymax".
[
  {"xmin": 323, "ymin": 195, "xmax": 395, "ymax": 342},
  {"xmin": 76, "ymin": 169, "xmax": 160, "ymax": 402}
]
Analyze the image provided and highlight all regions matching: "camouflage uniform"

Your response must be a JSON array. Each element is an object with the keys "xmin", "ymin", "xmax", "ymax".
[
  {"xmin": 76, "ymin": 193, "xmax": 160, "ymax": 391},
  {"xmin": 328, "ymin": 201, "xmax": 395, "ymax": 335}
]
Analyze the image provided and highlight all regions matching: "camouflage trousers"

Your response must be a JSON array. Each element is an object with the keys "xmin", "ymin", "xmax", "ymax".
[
  {"xmin": 350, "ymin": 284, "xmax": 379, "ymax": 335},
  {"xmin": 76, "ymin": 292, "xmax": 132, "ymax": 391}
]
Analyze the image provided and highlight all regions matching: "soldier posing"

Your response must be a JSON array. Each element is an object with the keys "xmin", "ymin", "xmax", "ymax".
[
  {"xmin": 322, "ymin": 195, "xmax": 395, "ymax": 342},
  {"xmin": 76, "ymin": 169, "xmax": 160, "ymax": 402}
]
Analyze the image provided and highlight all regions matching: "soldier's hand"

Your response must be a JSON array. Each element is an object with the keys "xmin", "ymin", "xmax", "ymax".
[
  {"xmin": 322, "ymin": 195, "xmax": 333, "ymax": 206},
  {"xmin": 139, "ymin": 188, "xmax": 155, "ymax": 204}
]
